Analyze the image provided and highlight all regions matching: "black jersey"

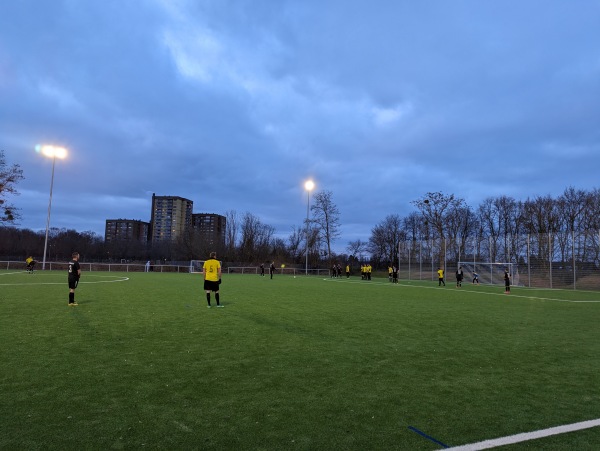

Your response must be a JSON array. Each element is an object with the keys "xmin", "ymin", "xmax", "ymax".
[{"xmin": 68, "ymin": 259, "xmax": 80, "ymax": 279}]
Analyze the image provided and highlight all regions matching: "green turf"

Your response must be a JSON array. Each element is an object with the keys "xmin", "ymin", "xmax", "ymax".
[{"xmin": 1, "ymin": 270, "xmax": 599, "ymax": 450}]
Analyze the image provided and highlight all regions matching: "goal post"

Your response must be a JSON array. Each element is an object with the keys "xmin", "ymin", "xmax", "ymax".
[{"xmin": 457, "ymin": 262, "xmax": 519, "ymax": 286}]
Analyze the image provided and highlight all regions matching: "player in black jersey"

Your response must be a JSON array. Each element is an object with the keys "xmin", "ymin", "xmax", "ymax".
[{"xmin": 68, "ymin": 252, "xmax": 81, "ymax": 306}]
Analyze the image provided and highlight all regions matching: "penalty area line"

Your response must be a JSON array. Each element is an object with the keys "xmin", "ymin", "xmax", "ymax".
[{"xmin": 442, "ymin": 418, "xmax": 600, "ymax": 450}]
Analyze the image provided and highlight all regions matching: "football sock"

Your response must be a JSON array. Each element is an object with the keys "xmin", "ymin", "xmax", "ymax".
[
  {"xmin": 206, "ymin": 293, "xmax": 211, "ymax": 306},
  {"xmin": 69, "ymin": 293, "xmax": 74, "ymax": 304}
]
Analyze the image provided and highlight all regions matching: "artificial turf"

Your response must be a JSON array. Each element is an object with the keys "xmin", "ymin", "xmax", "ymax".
[{"xmin": 1, "ymin": 270, "xmax": 599, "ymax": 450}]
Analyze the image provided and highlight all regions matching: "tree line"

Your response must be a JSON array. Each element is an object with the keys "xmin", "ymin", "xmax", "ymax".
[
  {"xmin": 365, "ymin": 188, "xmax": 600, "ymax": 268},
  {"xmin": 1, "ymin": 151, "xmax": 599, "ymax": 267}
]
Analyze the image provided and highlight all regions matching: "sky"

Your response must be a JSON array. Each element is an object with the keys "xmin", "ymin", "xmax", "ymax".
[{"xmin": 1, "ymin": 0, "xmax": 600, "ymax": 253}]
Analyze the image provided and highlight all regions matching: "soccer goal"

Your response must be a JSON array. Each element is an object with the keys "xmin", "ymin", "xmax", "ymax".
[
  {"xmin": 189, "ymin": 260, "xmax": 205, "ymax": 273},
  {"xmin": 458, "ymin": 262, "xmax": 519, "ymax": 286},
  {"xmin": 189, "ymin": 260, "xmax": 223, "ymax": 274}
]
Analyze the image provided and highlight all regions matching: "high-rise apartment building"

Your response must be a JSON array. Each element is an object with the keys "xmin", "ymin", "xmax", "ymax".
[
  {"xmin": 192, "ymin": 213, "xmax": 226, "ymax": 248},
  {"xmin": 105, "ymin": 219, "xmax": 149, "ymax": 243},
  {"xmin": 150, "ymin": 194, "xmax": 193, "ymax": 242}
]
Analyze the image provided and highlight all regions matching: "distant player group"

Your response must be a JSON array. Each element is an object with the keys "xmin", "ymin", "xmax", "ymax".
[{"xmin": 437, "ymin": 266, "xmax": 511, "ymax": 293}]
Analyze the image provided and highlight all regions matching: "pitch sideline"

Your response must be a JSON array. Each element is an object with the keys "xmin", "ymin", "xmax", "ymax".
[{"xmin": 441, "ymin": 417, "xmax": 600, "ymax": 450}]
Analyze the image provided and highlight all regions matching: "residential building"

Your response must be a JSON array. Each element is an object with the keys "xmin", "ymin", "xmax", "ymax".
[
  {"xmin": 105, "ymin": 219, "xmax": 149, "ymax": 243},
  {"xmin": 192, "ymin": 213, "xmax": 226, "ymax": 248},
  {"xmin": 150, "ymin": 193, "xmax": 193, "ymax": 242}
]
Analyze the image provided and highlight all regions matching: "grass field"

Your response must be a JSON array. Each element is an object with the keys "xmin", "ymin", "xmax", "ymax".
[{"xmin": 1, "ymin": 270, "xmax": 599, "ymax": 450}]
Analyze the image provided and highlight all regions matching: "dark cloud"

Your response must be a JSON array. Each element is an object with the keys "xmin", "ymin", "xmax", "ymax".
[{"xmin": 1, "ymin": 0, "xmax": 599, "ymax": 252}]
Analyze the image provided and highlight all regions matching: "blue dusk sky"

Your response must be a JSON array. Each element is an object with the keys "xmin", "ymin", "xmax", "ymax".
[{"xmin": 1, "ymin": 0, "xmax": 599, "ymax": 252}]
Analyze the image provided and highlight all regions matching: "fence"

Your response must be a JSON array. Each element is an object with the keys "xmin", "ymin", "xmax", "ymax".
[
  {"xmin": 0, "ymin": 261, "xmax": 191, "ymax": 273},
  {"xmin": 399, "ymin": 230, "xmax": 600, "ymax": 290},
  {"xmin": 1, "ymin": 261, "xmax": 331, "ymax": 277},
  {"xmin": 226, "ymin": 266, "xmax": 329, "ymax": 276}
]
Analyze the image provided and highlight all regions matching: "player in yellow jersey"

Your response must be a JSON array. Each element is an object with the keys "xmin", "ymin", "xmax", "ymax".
[
  {"xmin": 25, "ymin": 256, "xmax": 36, "ymax": 273},
  {"xmin": 203, "ymin": 252, "xmax": 223, "ymax": 308},
  {"xmin": 437, "ymin": 267, "xmax": 445, "ymax": 286}
]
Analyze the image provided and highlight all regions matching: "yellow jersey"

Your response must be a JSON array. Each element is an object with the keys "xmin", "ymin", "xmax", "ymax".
[{"xmin": 203, "ymin": 259, "xmax": 221, "ymax": 282}]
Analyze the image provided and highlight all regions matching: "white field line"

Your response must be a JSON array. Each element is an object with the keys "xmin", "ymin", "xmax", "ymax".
[
  {"xmin": 442, "ymin": 418, "xmax": 600, "ymax": 450},
  {"xmin": 0, "ymin": 274, "xmax": 129, "ymax": 286},
  {"xmin": 322, "ymin": 278, "xmax": 600, "ymax": 303}
]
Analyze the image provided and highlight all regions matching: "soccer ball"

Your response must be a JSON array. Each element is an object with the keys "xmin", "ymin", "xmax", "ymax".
[{"xmin": 281, "ymin": 264, "xmax": 285, "ymax": 268}]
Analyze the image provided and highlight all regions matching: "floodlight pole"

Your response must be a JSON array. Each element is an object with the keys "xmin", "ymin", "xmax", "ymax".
[
  {"xmin": 305, "ymin": 189, "xmax": 310, "ymax": 276},
  {"xmin": 304, "ymin": 180, "xmax": 314, "ymax": 276},
  {"xmin": 42, "ymin": 155, "xmax": 57, "ymax": 270}
]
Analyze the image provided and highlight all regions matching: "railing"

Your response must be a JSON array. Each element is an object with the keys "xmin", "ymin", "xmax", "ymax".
[
  {"xmin": 2, "ymin": 261, "xmax": 332, "ymax": 277},
  {"xmin": 0, "ymin": 261, "xmax": 191, "ymax": 273},
  {"xmin": 227, "ymin": 266, "xmax": 330, "ymax": 276}
]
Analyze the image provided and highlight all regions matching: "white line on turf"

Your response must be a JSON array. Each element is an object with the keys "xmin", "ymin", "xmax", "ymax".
[
  {"xmin": 322, "ymin": 278, "xmax": 600, "ymax": 303},
  {"xmin": 0, "ymin": 275, "xmax": 129, "ymax": 286},
  {"xmin": 441, "ymin": 418, "xmax": 600, "ymax": 450}
]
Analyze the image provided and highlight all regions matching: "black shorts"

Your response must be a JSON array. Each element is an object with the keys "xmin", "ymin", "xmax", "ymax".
[
  {"xmin": 204, "ymin": 280, "xmax": 219, "ymax": 292},
  {"xmin": 68, "ymin": 277, "xmax": 79, "ymax": 289}
]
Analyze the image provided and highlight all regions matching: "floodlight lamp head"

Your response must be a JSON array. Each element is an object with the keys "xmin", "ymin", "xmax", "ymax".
[
  {"xmin": 37, "ymin": 144, "xmax": 68, "ymax": 159},
  {"xmin": 304, "ymin": 180, "xmax": 315, "ymax": 191}
]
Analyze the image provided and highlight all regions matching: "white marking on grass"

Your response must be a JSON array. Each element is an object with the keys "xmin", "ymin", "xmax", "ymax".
[
  {"xmin": 442, "ymin": 418, "xmax": 600, "ymax": 450},
  {"xmin": 0, "ymin": 274, "xmax": 129, "ymax": 286},
  {"xmin": 323, "ymin": 278, "xmax": 600, "ymax": 303}
]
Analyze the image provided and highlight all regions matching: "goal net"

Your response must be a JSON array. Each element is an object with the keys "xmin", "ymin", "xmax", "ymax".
[
  {"xmin": 457, "ymin": 262, "xmax": 520, "ymax": 286},
  {"xmin": 189, "ymin": 260, "xmax": 223, "ymax": 274},
  {"xmin": 189, "ymin": 260, "xmax": 205, "ymax": 273}
]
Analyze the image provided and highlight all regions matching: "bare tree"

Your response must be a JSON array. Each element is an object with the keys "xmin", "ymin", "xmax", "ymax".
[
  {"xmin": 0, "ymin": 150, "xmax": 25, "ymax": 224},
  {"xmin": 287, "ymin": 226, "xmax": 304, "ymax": 263},
  {"xmin": 346, "ymin": 239, "xmax": 368, "ymax": 261},
  {"xmin": 239, "ymin": 212, "xmax": 275, "ymax": 263},
  {"xmin": 411, "ymin": 192, "xmax": 466, "ymax": 266},
  {"xmin": 310, "ymin": 190, "xmax": 341, "ymax": 266},
  {"xmin": 224, "ymin": 209, "xmax": 239, "ymax": 260},
  {"xmin": 523, "ymin": 195, "xmax": 560, "ymax": 234},
  {"xmin": 368, "ymin": 214, "xmax": 403, "ymax": 266},
  {"xmin": 522, "ymin": 195, "xmax": 560, "ymax": 265},
  {"xmin": 557, "ymin": 186, "xmax": 588, "ymax": 233},
  {"xmin": 445, "ymin": 206, "xmax": 478, "ymax": 262},
  {"xmin": 476, "ymin": 196, "xmax": 522, "ymax": 262}
]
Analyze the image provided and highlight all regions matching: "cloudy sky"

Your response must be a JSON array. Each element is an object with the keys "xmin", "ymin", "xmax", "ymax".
[{"xmin": 2, "ymin": 0, "xmax": 599, "ymax": 252}]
